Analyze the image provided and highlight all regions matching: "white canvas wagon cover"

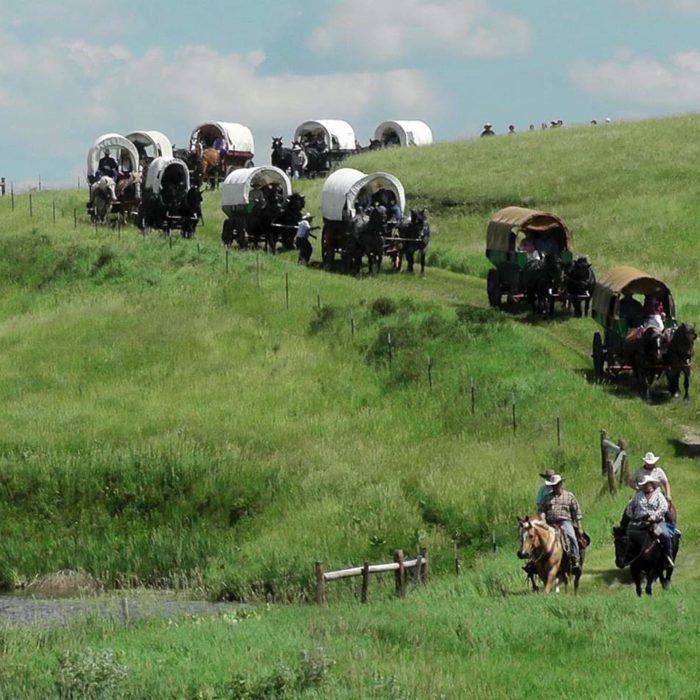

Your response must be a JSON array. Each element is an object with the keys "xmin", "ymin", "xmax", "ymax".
[
  {"xmin": 126, "ymin": 130, "xmax": 173, "ymax": 159},
  {"xmin": 221, "ymin": 166, "xmax": 292, "ymax": 208},
  {"xmin": 144, "ymin": 157, "xmax": 190, "ymax": 194},
  {"xmin": 190, "ymin": 122, "xmax": 255, "ymax": 155},
  {"xmin": 374, "ymin": 120, "xmax": 433, "ymax": 147},
  {"xmin": 294, "ymin": 120, "xmax": 356, "ymax": 152},
  {"xmin": 321, "ymin": 168, "xmax": 406, "ymax": 221},
  {"xmin": 87, "ymin": 133, "xmax": 140, "ymax": 178}
]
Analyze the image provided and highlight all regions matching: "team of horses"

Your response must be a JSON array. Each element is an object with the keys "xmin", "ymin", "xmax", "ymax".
[
  {"xmin": 221, "ymin": 184, "xmax": 306, "ymax": 253},
  {"xmin": 522, "ymin": 253, "xmax": 596, "ymax": 318},
  {"xmin": 623, "ymin": 322, "xmax": 697, "ymax": 401}
]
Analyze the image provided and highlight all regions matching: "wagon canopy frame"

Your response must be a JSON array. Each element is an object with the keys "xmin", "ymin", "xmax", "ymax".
[
  {"xmin": 144, "ymin": 157, "xmax": 191, "ymax": 196},
  {"xmin": 190, "ymin": 121, "xmax": 255, "ymax": 156},
  {"xmin": 126, "ymin": 130, "xmax": 173, "ymax": 160},
  {"xmin": 321, "ymin": 168, "xmax": 406, "ymax": 222},
  {"xmin": 221, "ymin": 166, "xmax": 292, "ymax": 210},
  {"xmin": 294, "ymin": 120, "xmax": 356, "ymax": 152},
  {"xmin": 87, "ymin": 133, "xmax": 140, "ymax": 180},
  {"xmin": 374, "ymin": 120, "xmax": 433, "ymax": 147},
  {"xmin": 591, "ymin": 266, "xmax": 676, "ymax": 322},
  {"xmin": 487, "ymin": 206, "xmax": 572, "ymax": 254}
]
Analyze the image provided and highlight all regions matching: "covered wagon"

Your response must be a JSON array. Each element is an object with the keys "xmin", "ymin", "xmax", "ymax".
[
  {"xmin": 126, "ymin": 130, "xmax": 173, "ymax": 165},
  {"xmin": 293, "ymin": 119, "xmax": 356, "ymax": 175},
  {"xmin": 485, "ymin": 206, "xmax": 592, "ymax": 317},
  {"xmin": 321, "ymin": 168, "xmax": 406, "ymax": 272},
  {"xmin": 373, "ymin": 120, "xmax": 433, "ymax": 147},
  {"xmin": 86, "ymin": 133, "xmax": 141, "ymax": 224},
  {"xmin": 138, "ymin": 156, "xmax": 201, "ymax": 238},
  {"xmin": 189, "ymin": 121, "xmax": 255, "ymax": 170},
  {"xmin": 221, "ymin": 166, "xmax": 305, "ymax": 252}
]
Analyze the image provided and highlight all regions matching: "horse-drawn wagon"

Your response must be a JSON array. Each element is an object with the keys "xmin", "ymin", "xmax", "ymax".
[
  {"xmin": 221, "ymin": 166, "xmax": 305, "ymax": 252},
  {"xmin": 185, "ymin": 122, "xmax": 255, "ymax": 187},
  {"xmin": 486, "ymin": 207, "xmax": 593, "ymax": 316},
  {"xmin": 373, "ymin": 120, "xmax": 433, "ymax": 147},
  {"xmin": 293, "ymin": 120, "xmax": 356, "ymax": 176},
  {"xmin": 138, "ymin": 156, "xmax": 201, "ymax": 238},
  {"xmin": 321, "ymin": 167, "xmax": 411, "ymax": 272},
  {"xmin": 126, "ymin": 130, "xmax": 173, "ymax": 166},
  {"xmin": 86, "ymin": 133, "xmax": 141, "ymax": 224}
]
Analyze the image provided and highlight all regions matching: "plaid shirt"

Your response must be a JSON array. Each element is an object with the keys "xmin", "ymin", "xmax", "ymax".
[
  {"xmin": 540, "ymin": 490, "xmax": 582, "ymax": 524},
  {"xmin": 625, "ymin": 489, "xmax": 668, "ymax": 526}
]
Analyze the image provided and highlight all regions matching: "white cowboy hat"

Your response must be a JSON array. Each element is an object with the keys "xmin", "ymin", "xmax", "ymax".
[
  {"xmin": 642, "ymin": 452, "xmax": 660, "ymax": 465},
  {"xmin": 637, "ymin": 474, "xmax": 660, "ymax": 488},
  {"xmin": 544, "ymin": 474, "xmax": 562, "ymax": 486}
]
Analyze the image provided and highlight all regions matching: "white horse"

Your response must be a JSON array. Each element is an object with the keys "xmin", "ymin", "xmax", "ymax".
[{"xmin": 89, "ymin": 176, "xmax": 117, "ymax": 222}]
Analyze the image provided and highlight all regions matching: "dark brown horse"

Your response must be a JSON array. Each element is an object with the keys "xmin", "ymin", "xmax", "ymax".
[
  {"xmin": 271, "ymin": 137, "xmax": 293, "ymax": 172},
  {"xmin": 517, "ymin": 516, "xmax": 582, "ymax": 593},
  {"xmin": 666, "ymin": 322, "xmax": 697, "ymax": 399},
  {"xmin": 627, "ymin": 327, "xmax": 668, "ymax": 400}
]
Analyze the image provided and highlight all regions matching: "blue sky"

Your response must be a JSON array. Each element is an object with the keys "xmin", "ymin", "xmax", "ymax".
[{"xmin": 2, "ymin": 0, "xmax": 700, "ymax": 187}]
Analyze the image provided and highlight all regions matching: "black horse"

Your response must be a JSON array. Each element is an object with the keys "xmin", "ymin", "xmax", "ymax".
[
  {"xmin": 348, "ymin": 205, "xmax": 386, "ymax": 274},
  {"xmin": 613, "ymin": 524, "xmax": 679, "ymax": 596},
  {"xmin": 267, "ymin": 191, "xmax": 306, "ymax": 253},
  {"xmin": 666, "ymin": 322, "xmax": 697, "ymax": 399},
  {"xmin": 222, "ymin": 184, "xmax": 284, "ymax": 250},
  {"xmin": 628, "ymin": 327, "xmax": 668, "ymax": 400},
  {"xmin": 565, "ymin": 256, "xmax": 596, "ymax": 317},
  {"xmin": 271, "ymin": 137, "xmax": 293, "ymax": 173},
  {"xmin": 523, "ymin": 253, "xmax": 566, "ymax": 317},
  {"xmin": 397, "ymin": 209, "xmax": 430, "ymax": 273},
  {"xmin": 300, "ymin": 144, "xmax": 330, "ymax": 178},
  {"xmin": 173, "ymin": 148, "xmax": 202, "ymax": 187}
]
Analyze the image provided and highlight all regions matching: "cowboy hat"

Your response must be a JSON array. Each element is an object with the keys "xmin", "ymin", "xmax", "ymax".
[
  {"xmin": 539, "ymin": 469, "xmax": 557, "ymax": 480},
  {"xmin": 637, "ymin": 474, "xmax": 660, "ymax": 488},
  {"xmin": 642, "ymin": 452, "xmax": 660, "ymax": 465},
  {"xmin": 544, "ymin": 474, "xmax": 563, "ymax": 486}
]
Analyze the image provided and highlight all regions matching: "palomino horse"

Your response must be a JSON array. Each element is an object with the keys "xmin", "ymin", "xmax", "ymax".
[
  {"xmin": 88, "ymin": 176, "xmax": 117, "ymax": 222},
  {"xmin": 517, "ymin": 516, "xmax": 582, "ymax": 593},
  {"xmin": 666, "ymin": 322, "xmax": 697, "ymax": 399}
]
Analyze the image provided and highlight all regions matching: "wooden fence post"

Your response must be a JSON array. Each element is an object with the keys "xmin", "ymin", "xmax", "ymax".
[
  {"xmin": 361, "ymin": 562, "xmax": 370, "ymax": 603},
  {"xmin": 394, "ymin": 550, "xmax": 405, "ymax": 597},
  {"xmin": 427, "ymin": 355, "xmax": 433, "ymax": 391},
  {"xmin": 600, "ymin": 430, "xmax": 609, "ymax": 476},
  {"xmin": 619, "ymin": 439, "xmax": 629, "ymax": 488},
  {"xmin": 0, "ymin": 177, "xmax": 5, "ymax": 196},
  {"xmin": 419, "ymin": 546, "xmax": 429, "ymax": 583},
  {"xmin": 315, "ymin": 561, "xmax": 326, "ymax": 605},
  {"xmin": 285, "ymin": 272, "xmax": 289, "ymax": 309}
]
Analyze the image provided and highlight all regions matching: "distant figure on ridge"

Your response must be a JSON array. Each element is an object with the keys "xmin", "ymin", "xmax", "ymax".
[{"xmin": 480, "ymin": 123, "xmax": 495, "ymax": 137}]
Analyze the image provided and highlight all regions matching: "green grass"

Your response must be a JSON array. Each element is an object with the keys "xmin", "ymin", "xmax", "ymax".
[{"xmin": 1, "ymin": 114, "xmax": 700, "ymax": 696}]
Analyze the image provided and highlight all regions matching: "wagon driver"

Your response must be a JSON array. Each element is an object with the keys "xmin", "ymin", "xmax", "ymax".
[
  {"xmin": 538, "ymin": 473, "xmax": 584, "ymax": 574},
  {"xmin": 97, "ymin": 150, "xmax": 119, "ymax": 179}
]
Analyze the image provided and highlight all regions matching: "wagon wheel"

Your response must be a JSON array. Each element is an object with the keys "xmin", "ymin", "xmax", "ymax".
[
  {"xmin": 487, "ymin": 269, "xmax": 501, "ymax": 308},
  {"xmin": 244, "ymin": 159, "xmax": 255, "ymax": 168},
  {"xmin": 592, "ymin": 332, "xmax": 605, "ymax": 377}
]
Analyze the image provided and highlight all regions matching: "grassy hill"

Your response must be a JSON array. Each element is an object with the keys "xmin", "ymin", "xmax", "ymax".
[{"xmin": 1, "ymin": 114, "xmax": 699, "ymax": 697}]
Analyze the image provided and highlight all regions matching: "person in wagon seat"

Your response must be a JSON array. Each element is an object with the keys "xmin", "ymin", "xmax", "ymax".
[{"xmin": 539, "ymin": 474, "xmax": 584, "ymax": 574}]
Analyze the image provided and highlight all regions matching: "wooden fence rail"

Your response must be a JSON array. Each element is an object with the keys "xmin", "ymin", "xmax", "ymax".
[
  {"xmin": 600, "ymin": 429, "xmax": 628, "ymax": 493},
  {"xmin": 315, "ymin": 547, "xmax": 428, "ymax": 604}
]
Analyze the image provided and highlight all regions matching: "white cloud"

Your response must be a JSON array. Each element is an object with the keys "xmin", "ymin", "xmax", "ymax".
[
  {"xmin": 0, "ymin": 32, "xmax": 440, "ymax": 184},
  {"xmin": 309, "ymin": 0, "xmax": 531, "ymax": 60},
  {"xmin": 569, "ymin": 51, "xmax": 700, "ymax": 107}
]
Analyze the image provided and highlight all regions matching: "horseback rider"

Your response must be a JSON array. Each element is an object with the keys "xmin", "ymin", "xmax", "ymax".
[
  {"xmin": 626, "ymin": 451, "xmax": 676, "ymax": 531},
  {"xmin": 535, "ymin": 470, "xmax": 557, "ymax": 511},
  {"xmin": 97, "ymin": 150, "xmax": 119, "ymax": 179},
  {"xmin": 538, "ymin": 473, "xmax": 584, "ymax": 574},
  {"xmin": 623, "ymin": 474, "xmax": 675, "ymax": 568}
]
